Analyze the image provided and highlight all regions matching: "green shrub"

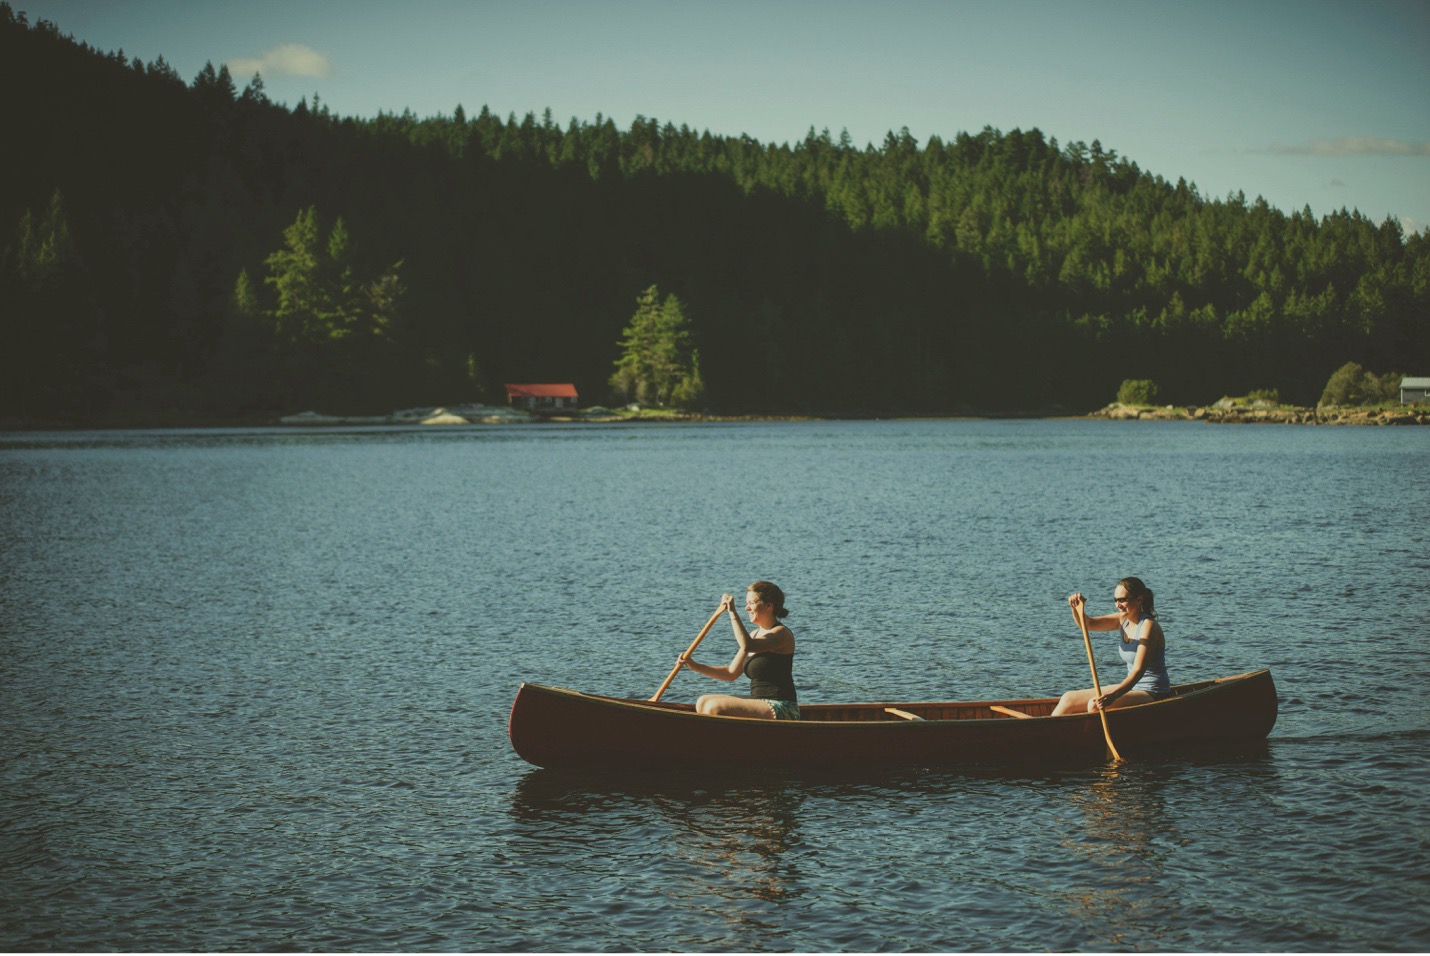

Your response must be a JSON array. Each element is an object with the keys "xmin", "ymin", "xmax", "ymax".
[
  {"xmin": 1319, "ymin": 362, "xmax": 1365, "ymax": 405},
  {"xmin": 1247, "ymin": 388, "xmax": 1280, "ymax": 404},
  {"xmin": 1116, "ymin": 379, "xmax": 1159, "ymax": 406},
  {"xmin": 1365, "ymin": 371, "xmax": 1403, "ymax": 404},
  {"xmin": 1318, "ymin": 362, "xmax": 1403, "ymax": 406}
]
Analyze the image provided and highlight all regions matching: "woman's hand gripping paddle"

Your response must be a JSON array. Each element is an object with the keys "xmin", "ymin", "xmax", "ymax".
[{"xmin": 650, "ymin": 602, "xmax": 727, "ymax": 702}]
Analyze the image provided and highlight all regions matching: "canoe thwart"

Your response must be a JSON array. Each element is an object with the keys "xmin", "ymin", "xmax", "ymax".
[
  {"xmin": 990, "ymin": 705, "xmax": 1033, "ymax": 719},
  {"xmin": 884, "ymin": 707, "xmax": 925, "ymax": 721}
]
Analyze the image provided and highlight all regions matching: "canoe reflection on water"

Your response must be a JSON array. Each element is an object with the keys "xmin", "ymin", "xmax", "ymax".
[
  {"xmin": 504, "ymin": 669, "xmax": 1280, "ymax": 939},
  {"xmin": 509, "ymin": 769, "xmax": 811, "ymax": 905},
  {"xmin": 506, "ymin": 742, "xmax": 1277, "ymax": 945}
]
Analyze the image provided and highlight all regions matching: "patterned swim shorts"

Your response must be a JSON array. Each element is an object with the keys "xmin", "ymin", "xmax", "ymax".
[{"xmin": 766, "ymin": 699, "xmax": 801, "ymax": 721}]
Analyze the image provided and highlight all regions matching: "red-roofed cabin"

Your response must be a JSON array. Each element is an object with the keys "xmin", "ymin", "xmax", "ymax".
[{"xmin": 505, "ymin": 383, "xmax": 579, "ymax": 413}]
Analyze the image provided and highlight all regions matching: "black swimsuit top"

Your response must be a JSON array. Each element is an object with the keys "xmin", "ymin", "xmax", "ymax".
[{"xmin": 744, "ymin": 651, "xmax": 796, "ymax": 702}]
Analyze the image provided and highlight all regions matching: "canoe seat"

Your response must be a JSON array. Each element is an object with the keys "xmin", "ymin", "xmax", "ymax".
[
  {"xmin": 884, "ymin": 707, "xmax": 925, "ymax": 721},
  {"xmin": 989, "ymin": 705, "xmax": 1032, "ymax": 719}
]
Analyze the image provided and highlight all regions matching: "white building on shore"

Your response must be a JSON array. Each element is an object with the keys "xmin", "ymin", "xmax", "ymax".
[{"xmin": 1400, "ymin": 377, "xmax": 1430, "ymax": 404}]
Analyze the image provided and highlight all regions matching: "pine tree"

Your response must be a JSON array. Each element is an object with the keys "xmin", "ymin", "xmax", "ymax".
[
  {"xmin": 609, "ymin": 285, "xmax": 704, "ymax": 407},
  {"xmin": 263, "ymin": 206, "xmax": 324, "ymax": 344}
]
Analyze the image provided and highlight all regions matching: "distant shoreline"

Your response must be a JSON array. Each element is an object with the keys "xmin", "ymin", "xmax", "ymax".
[{"xmin": 3, "ymin": 401, "xmax": 1427, "ymax": 431}]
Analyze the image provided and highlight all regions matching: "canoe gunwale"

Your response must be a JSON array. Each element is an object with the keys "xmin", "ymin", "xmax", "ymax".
[{"xmin": 517, "ymin": 669, "xmax": 1270, "ymax": 725}]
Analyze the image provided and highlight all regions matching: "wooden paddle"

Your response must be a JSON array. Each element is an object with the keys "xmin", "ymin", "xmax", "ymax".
[
  {"xmin": 650, "ymin": 602, "xmax": 728, "ymax": 702},
  {"xmin": 1073, "ymin": 599, "xmax": 1124, "ymax": 762}
]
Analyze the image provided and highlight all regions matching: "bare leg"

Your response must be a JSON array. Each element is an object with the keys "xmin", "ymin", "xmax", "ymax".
[
  {"xmin": 1051, "ymin": 687, "xmax": 1157, "ymax": 716},
  {"xmin": 1106, "ymin": 690, "xmax": 1155, "ymax": 709},
  {"xmin": 1051, "ymin": 687, "xmax": 1097, "ymax": 716},
  {"xmin": 696, "ymin": 694, "xmax": 777, "ymax": 719}
]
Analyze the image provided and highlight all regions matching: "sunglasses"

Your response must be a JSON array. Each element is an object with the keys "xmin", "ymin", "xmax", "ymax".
[{"xmin": 1113, "ymin": 596, "xmax": 1133, "ymax": 605}]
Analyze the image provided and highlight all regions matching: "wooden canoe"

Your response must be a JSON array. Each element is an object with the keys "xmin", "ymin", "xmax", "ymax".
[{"xmin": 508, "ymin": 669, "xmax": 1278, "ymax": 770}]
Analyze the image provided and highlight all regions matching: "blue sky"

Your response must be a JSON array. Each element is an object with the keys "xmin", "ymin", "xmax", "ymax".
[{"xmin": 18, "ymin": 0, "xmax": 1430, "ymax": 232}]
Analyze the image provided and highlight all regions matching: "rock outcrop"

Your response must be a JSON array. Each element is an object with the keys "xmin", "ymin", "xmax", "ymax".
[{"xmin": 1093, "ymin": 402, "xmax": 1428, "ymax": 425}]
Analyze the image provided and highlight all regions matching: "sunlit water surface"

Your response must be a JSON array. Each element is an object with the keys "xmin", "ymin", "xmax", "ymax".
[{"xmin": 2, "ymin": 420, "xmax": 1426, "ymax": 951}]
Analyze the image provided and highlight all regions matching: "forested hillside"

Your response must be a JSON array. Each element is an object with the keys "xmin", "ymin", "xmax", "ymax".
[{"xmin": 3, "ymin": 6, "xmax": 1426, "ymax": 422}]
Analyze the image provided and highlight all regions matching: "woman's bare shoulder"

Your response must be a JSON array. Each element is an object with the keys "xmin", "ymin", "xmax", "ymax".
[
  {"xmin": 754, "ymin": 624, "xmax": 794, "ymax": 651},
  {"xmin": 1133, "ymin": 617, "xmax": 1163, "ymax": 641}
]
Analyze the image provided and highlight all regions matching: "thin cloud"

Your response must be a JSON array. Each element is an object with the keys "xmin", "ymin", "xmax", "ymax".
[
  {"xmin": 1267, "ymin": 137, "xmax": 1430, "ymax": 157},
  {"xmin": 226, "ymin": 44, "xmax": 333, "ymax": 80}
]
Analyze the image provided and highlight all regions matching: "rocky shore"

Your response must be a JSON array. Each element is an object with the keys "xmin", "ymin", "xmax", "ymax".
[
  {"xmin": 279, "ymin": 404, "xmax": 538, "ymax": 425},
  {"xmin": 1093, "ymin": 401, "xmax": 1429, "ymax": 425},
  {"xmin": 274, "ymin": 403, "xmax": 723, "ymax": 425}
]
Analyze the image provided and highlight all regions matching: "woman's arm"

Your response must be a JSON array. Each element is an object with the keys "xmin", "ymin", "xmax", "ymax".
[
  {"xmin": 680, "ymin": 652, "xmax": 746, "ymax": 681},
  {"xmin": 678, "ymin": 594, "xmax": 750, "ymax": 681},
  {"xmin": 725, "ymin": 595, "xmax": 751, "ymax": 654},
  {"xmin": 1069, "ymin": 592, "xmax": 1121, "ymax": 631}
]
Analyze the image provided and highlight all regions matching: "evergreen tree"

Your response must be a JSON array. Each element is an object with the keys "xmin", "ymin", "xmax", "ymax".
[
  {"xmin": 239, "ymin": 72, "xmax": 266, "ymax": 104},
  {"xmin": 251, "ymin": 207, "xmax": 405, "ymax": 406},
  {"xmin": 610, "ymin": 285, "xmax": 704, "ymax": 407},
  {"xmin": 263, "ymin": 206, "xmax": 325, "ymax": 344}
]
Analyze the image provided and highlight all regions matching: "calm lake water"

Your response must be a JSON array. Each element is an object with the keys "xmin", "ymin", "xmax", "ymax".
[{"xmin": 2, "ymin": 419, "xmax": 1427, "ymax": 952}]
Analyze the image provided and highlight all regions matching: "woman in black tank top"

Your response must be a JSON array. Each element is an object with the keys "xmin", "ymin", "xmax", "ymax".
[{"xmin": 678, "ymin": 580, "xmax": 799, "ymax": 720}]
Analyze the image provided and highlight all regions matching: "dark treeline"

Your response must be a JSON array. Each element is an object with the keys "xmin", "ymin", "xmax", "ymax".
[{"xmin": 3, "ymin": 6, "xmax": 1426, "ymax": 422}]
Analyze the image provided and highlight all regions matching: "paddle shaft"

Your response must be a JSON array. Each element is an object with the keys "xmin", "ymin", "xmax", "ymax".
[
  {"xmin": 1074, "ymin": 601, "xmax": 1125, "ymax": 762},
  {"xmin": 650, "ymin": 604, "xmax": 728, "ymax": 702}
]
